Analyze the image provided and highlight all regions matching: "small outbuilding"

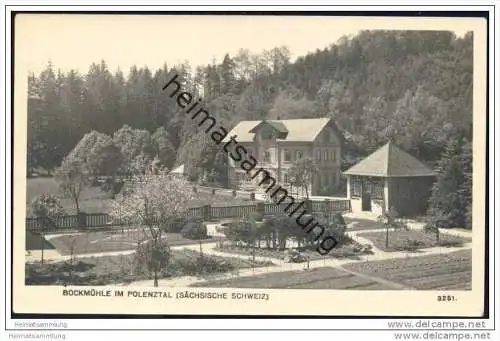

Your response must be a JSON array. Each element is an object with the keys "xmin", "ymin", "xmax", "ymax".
[{"xmin": 343, "ymin": 141, "xmax": 436, "ymax": 216}]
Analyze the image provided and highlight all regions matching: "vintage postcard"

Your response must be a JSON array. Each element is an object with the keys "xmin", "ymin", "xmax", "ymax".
[{"xmin": 11, "ymin": 13, "xmax": 488, "ymax": 317}]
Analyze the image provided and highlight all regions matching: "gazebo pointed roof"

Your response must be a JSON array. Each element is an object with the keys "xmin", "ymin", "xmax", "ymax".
[{"xmin": 343, "ymin": 141, "xmax": 436, "ymax": 177}]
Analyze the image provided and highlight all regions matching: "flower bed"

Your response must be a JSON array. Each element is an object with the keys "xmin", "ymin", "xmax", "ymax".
[
  {"xmin": 357, "ymin": 229, "xmax": 470, "ymax": 252},
  {"xmin": 25, "ymin": 249, "xmax": 274, "ymax": 286}
]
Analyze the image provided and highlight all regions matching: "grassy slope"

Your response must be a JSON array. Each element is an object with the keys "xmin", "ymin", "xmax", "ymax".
[
  {"xmin": 48, "ymin": 230, "xmax": 220, "ymax": 255},
  {"xmin": 26, "ymin": 178, "xmax": 255, "ymax": 217}
]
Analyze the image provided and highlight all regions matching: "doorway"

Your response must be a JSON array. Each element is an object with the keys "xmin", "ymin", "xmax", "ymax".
[{"xmin": 362, "ymin": 191, "xmax": 372, "ymax": 211}]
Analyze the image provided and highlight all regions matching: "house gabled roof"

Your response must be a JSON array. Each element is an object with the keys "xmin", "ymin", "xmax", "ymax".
[
  {"xmin": 249, "ymin": 120, "xmax": 289, "ymax": 134},
  {"xmin": 343, "ymin": 141, "xmax": 436, "ymax": 177},
  {"xmin": 222, "ymin": 117, "xmax": 332, "ymax": 143}
]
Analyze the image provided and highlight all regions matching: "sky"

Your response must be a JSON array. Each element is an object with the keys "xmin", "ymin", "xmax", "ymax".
[{"xmin": 15, "ymin": 14, "xmax": 473, "ymax": 77}]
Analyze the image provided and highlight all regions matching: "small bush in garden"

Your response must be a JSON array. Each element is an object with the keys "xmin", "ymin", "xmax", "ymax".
[
  {"xmin": 232, "ymin": 190, "xmax": 237, "ymax": 197},
  {"xmin": 162, "ymin": 216, "xmax": 191, "ymax": 233},
  {"xmin": 174, "ymin": 254, "xmax": 234, "ymax": 276},
  {"xmin": 181, "ymin": 221, "xmax": 208, "ymax": 240},
  {"xmin": 249, "ymin": 211, "xmax": 263, "ymax": 222},
  {"xmin": 403, "ymin": 238, "xmax": 425, "ymax": 251},
  {"xmin": 134, "ymin": 239, "xmax": 171, "ymax": 283}
]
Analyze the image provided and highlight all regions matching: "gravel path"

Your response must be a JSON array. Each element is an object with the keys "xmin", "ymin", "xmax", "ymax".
[{"xmin": 25, "ymin": 217, "xmax": 473, "ymax": 289}]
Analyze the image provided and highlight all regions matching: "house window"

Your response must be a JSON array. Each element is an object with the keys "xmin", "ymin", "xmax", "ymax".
[
  {"xmin": 295, "ymin": 150, "xmax": 303, "ymax": 160},
  {"xmin": 236, "ymin": 173, "xmax": 245, "ymax": 182},
  {"xmin": 350, "ymin": 176, "xmax": 384, "ymax": 199},
  {"xmin": 316, "ymin": 150, "xmax": 321, "ymax": 162},
  {"xmin": 351, "ymin": 176, "xmax": 363, "ymax": 197},
  {"xmin": 323, "ymin": 150, "xmax": 328, "ymax": 161},
  {"xmin": 366, "ymin": 177, "xmax": 384, "ymax": 200},
  {"xmin": 283, "ymin": 173, "xmax": 289, "ymax": 183},
  {"xmin": 264, "ymin": 150, "xmax": 271, "ymax": 163},
  {"xmin": 331, "ymin": 150, "xmax": 336, "ymax": 162},
  {"xmin": 284, "ymin": 149, "xmax": 291, "ymax": 162}
]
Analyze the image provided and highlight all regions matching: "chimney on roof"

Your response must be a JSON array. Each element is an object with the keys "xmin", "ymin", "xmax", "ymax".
[{"xmin": 277, "ymin": 115, "xmax": 281, "ymax": 120}]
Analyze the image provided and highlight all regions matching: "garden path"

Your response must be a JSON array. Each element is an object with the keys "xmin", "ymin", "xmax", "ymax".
[
  {"xmin": 26, "ymin": 218, "xmax": 473, "ymax": 288},
  {"xmin": 121, "ymin": 224, "xmax": 472, "ymax": 287}
]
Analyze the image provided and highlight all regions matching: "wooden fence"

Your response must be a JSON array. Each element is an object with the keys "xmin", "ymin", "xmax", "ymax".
[{"xmin": 26, "ymin": 199, "xmax": 351, "ymax": 233}]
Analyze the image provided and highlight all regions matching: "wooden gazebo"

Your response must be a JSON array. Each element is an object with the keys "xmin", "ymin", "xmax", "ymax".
[{"xmin": 343, "ymin": 141, "xmax": 436, "ymax": 216}]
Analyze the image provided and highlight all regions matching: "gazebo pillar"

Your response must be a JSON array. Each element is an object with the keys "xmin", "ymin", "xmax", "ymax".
[
  {"xmin": 383, "ymin": 177, "xmax": 390, "ymax": 213},
  {"xmin": 346, "ymin": 175, "xmax": 351, "ymax": 200}
]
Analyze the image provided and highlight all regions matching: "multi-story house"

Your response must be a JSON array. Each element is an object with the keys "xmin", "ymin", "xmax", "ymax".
[{"xmin": 223, "ymin": 117, "xmax": 343, "ymax": 197}]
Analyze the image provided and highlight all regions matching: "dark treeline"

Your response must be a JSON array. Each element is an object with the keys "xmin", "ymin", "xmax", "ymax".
[{"xmin": 28, "ymin": 30, "xmax": 473, "ymax": 182}]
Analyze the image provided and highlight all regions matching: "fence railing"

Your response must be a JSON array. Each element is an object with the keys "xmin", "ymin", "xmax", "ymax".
[{"xmin": 26, "ymin": 199, "xmax": 351, "ymax": 233}]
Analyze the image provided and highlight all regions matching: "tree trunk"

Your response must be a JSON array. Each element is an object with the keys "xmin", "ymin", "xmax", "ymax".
[
  {"xmin": 74, "ymin": 196, "xmax": 80, "ymax": 215},
  {"xmin": 40, "ymin": 230, "xmax": 45, "ymax": 265},
  {"xmin": 385, "ymin": 225, "xmax": 389, "ymax": 249},
  {"xmin": 154, "ymin": 272, "xmax": 158, "ymax": 287}
]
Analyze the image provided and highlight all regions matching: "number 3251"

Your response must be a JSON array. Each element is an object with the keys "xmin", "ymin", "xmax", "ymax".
[{"xmin": 437, "ymin": 295, "xmax": 456, "ymax": 302}]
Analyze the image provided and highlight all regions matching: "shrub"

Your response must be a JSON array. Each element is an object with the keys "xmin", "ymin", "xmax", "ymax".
[
  {"xmin": 30, "ymin": 194, "xmax": 66, "ymax": 219},
  {"xmin": 181, "ymin": 220, "xmax": 208, "ymax": 240},
  {"xmin": 134, "ymin": 239, "xmax": 171, "ymax": 278},
  {"xmin": 232, "ymin": 190, "xmax": 237, "ymax": 197},
  {"xmin": 249, "ymin": 211, "xmax": 263, "ymax": 222},
  {"xmin": 172, "ymin": 253, "xmax": 234, "ymax": 276},
  {"xmin": 403, "ymin": 238, "xmax": 425, "ymax": 251},
  {"xmin": 161, "ymin": 217, "xmax": 187, "ymax": 233}
]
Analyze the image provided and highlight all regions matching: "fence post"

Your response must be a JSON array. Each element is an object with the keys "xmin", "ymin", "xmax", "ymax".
[
  {"xmin": 203, "ymin": 204, "xmax": 211, "ymax": 221},
  {"xmin": 256, "ymin": 202, "xmax": 265, "ymax": 217},
  {"xmin": 305, "ymin": 199, "xmax": 312, "ymax": 213},
  {"xmin": 77, "ymin": 212, "xmax": 87, "ymax": 228}
]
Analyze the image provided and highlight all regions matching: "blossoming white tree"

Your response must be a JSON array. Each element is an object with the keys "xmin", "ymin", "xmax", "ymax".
[{"xmin": 110, "ymin": 169, "xmax": 195, "ymax": 286}]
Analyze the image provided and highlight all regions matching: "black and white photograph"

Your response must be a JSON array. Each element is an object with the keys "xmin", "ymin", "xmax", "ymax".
[{"xmin": 10, "ymin": 12, "xmax": 489, "ymax": 318}]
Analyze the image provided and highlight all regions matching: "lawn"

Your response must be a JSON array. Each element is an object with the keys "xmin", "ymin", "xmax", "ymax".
[
  {"xmin": 26, "ymin": 177, "xmax": 113, "ymax": 216},
  {"xmin": 344, "ymin": 217, "xmax": 387, "ymax": 231},
  {"xmin": 216, "ymin": 240, "xmax": 373, "ymax": 261},
  {"xmin": 357, "ymin": 229, "xmax": 471, "ymax": 252},
  {"xmin": 342, "ymin": 249, "xmax": 472, "ymax": 290},
  {"xmin": 47, "ymin": 229, "xmax": 221, "ymax": 255},
  {"xmin": 26, "ymin": 231, "xmax": 56, "ymax": 251},
  {"xmin": 192, "ymin": 267, "xmax": 396, "ymax": 290},
  {"xmin": 26, "ymin": 177, "xmax": 256, "ymax": 217},
  {"xmin": 25, "ymin": 249, "xmax": 275, "ymax": 286}
]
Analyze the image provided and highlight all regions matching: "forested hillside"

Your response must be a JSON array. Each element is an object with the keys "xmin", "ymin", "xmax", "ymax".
[{"xmin": 27, "ymin": 30, "xmax": 473, "ymax": 181}]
